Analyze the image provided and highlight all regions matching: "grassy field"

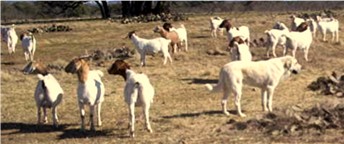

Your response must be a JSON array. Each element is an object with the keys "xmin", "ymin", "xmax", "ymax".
[{"xmin": 1, "ymin": 11, "xmax": 344, "ymax": 143}]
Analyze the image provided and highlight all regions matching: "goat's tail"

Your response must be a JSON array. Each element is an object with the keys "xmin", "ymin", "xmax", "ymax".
[
  {"xmin": 264, "ymin": 30, "xmax": 271, "ymax": 36},
  {"xmin": 179, "ymin": 24, "xmax": 185, "ymax": 29},
  {"xmin": 205, "ymin": 69, "xmax": 225, "ymax": 93}
]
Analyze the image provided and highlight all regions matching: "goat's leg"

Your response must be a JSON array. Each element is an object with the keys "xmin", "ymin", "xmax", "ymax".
[
  {"xmin": 140, "ymin": 53, "xmax": 146, "ymax": 67},
  {"xmin": 291, "ymin": 48, "xmax": 297, "ymax": 58},
  {"xmin": 52, "ymin": 106, "xmax": 59, "ymax": 128},
  {"xmin": 24, "ymin": 52, "xmax": 29, "ymax": 61},
  {"xmin": 97, "ymin": 103, "xmax": 102, "ymax": 127},
  {"xmin": 89, "ymin": 105, "xmax": 95, "ymax": 131},
  {"xmin": 143, "ymin": 103, "xmax": 153, "ymax": 133},
  {"xmin": 184, "ymin": 39, "xmax": 188, "ymax": 52},
  {"xmin": 272, "ymin": 43, "xmax": 278, "ymax": 57},
  {"xmin": 303, "ymin": 47, "xmax": 310, "ymax": 61},
  {"xmin": 162, "ymin": 51, "xmax": 172, "ymax": 65},
  {"xmin": 37, "ymin": 107, "xmax": 42, "ymax": 124},
  {"xmin": 266, "ymin": 44, "xmax": 271, "ymax": 58},
  {"xmin": 282, "ymin": 45, "xmax": 287, "ymax": 56},
  {"xmin": 322, "ymin": 31, "xmax": 327, "ymax": 41},
  {"xmin": 336, "ymin": 31, "xmax": 339, "ymax": 43},
  {"xmin": 79, "ymin": 104, "xmax": 86, "ymax": 132},
  {"xmin": 43, "ymin": 107, "xmax": 48, "ymax": 124},
  {"xmin": 129, "ymin": 103, "xmax": 135, "ymax": 137}
]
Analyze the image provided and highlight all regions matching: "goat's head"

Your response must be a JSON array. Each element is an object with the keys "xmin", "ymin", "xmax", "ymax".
[
  {"xmin": 64, "ymin": 57, "xmax": 89, "ymax": 74},
  {"xmin": 19, "ymin": 32, "xmax": 33, "ymax": 41},
  {"xmin": 162, "ymin": 22, "xmax": 173, "ymax": 31},
  {"xmin": 23, "ymin": 60, "xmax": 49, "ymax": 75},
  {"xmin": 108, "ymin": 59, "xmax": 130, "ymax": 80},
  {"xmin": 127, "ymin": 31, "xmax": 136, "ymax": 39},
  {"xmin": 219, "ymin": 19, "xmax": 232, "ymax": 31},
  {"xmin": 153, "ymin": 26, "xmax": 164, "ymax": 33},
  {"xmin": 295, "ymin": 22, "xmax": 309, "ymax": 32},
  {"xmin": 229, "ymin": 36, "xmax": 246, "ymax": 47}
]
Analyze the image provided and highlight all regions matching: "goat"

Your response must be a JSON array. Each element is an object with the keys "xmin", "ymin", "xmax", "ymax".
[
  {"xmin": 283, "ymin": 22, "xmax": 313, "ymax": 61},
  {"xmin": 162, "ymin": 23, "xmax": 188, "ymax": 52},
  {"xmin": 316, "ymin": 16, "xmax": 339, "ymax": 42},
  {"xmin": 228, "ymin": 36, "xmax": 252, "ymax": 61},
  {"xmin": 64, "ymin": 57, "xmax": 105, "ymax": 131},
  {"xmin": 219, "ymin": 19, "xmax": 250, "ymax": 47},
  {"xmin": 108, "ymin": 60, "xmax": 155, "ymax": 138},
  {"xmin": 305, "ymin": 17, "xmax": 318, "ymax": 38},
  {"xmin": 290, "ymin": 15, "xmax": 305, "ymax": 31},
  {"xmin": 23, "ymin": 60, "xmax": 64, "ymax": 128},
  {"xmin": 209, "ymin": 16, "xmax": 225, "ymax": 38},
  {"xmin": 153, "ymin": 25, "xmax": 181, "ymax": 53},
  {"xmin": 1, "ymin": 25, "xmax": 18, "ymax": 54},
  {"xmin": 264, "ymin": 22, "xmax": 289, "ymax": 57},
  {"xmin": 20, "ymin": 32, "xmax": 36, "ymax": 61},
  {"xmin": 128, "ymin": 31, "xmax": 172, "ymax": 66}
]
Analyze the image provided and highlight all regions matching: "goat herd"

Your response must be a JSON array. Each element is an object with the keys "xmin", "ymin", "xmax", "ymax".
[{"xmin": 0, "ymin": 13, "xmax": 340, "ymax": 138}]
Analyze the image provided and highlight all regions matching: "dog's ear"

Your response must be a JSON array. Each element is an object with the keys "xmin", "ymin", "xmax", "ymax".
[{"xmin": 284, "ymin": 58, "xmax": 292, "ymax": 69}]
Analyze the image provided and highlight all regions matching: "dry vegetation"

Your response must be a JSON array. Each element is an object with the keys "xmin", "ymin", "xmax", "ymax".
[{"xmin": 1, "ymin": 11, "xmax": 344, "ymax": 143}]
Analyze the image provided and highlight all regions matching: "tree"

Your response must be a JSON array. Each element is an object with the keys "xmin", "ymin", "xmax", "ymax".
[
  {"xmin": 95, "ymin": 1, "xmax": 110, "ymax": 19},
  {"xmin": 121, "ymin": 1, "xmax": 171, "ymax": 18}
]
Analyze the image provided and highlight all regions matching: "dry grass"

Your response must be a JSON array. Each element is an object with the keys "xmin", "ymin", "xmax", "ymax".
[{"xmin": 1, "ymin": 11, "xmax": 344, "ymax": 143}]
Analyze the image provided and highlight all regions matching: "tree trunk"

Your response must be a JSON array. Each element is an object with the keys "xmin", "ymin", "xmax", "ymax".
[
  {"xmin": 121, "ymin": 1, "xmax": 131, "ymax": 18},
  {"xmin": 101, "ymin": 1, "xmax": 110, "ymax": 18},
  {"xmin": 95, "ymin": 1, "xmax": 105, "ymax": 18}
]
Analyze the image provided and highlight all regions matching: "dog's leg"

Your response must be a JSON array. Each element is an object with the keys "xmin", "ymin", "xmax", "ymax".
[
  {"xmin": 261, "ymin": 89, "xmax": 268, "ymax": 112},
  {"xmin": 221, "ymin": 88, "xmax": 230, "ymax": 115},
  {"xmin": 234, "ymin": 86, "xmax": 246, "ymax": 117},
  {"xmin": 267, "ymin": 88, "xmax": 275, "ymax": 112}
]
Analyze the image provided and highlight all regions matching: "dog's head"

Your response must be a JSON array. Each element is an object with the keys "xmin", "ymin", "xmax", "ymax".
[{"xmin": 283, "ymin": 56, "xmax": 302, "ymax": 74}]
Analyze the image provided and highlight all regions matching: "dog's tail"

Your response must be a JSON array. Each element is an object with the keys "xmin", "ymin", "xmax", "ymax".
[{"xmin": 205, "ymin": 69, "xmax": 225, "ymax": 92}]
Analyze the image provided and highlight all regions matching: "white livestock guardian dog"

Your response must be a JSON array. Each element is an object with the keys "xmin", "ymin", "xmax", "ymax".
[{"xmin": 206, "ymin": 56, "xmax": 301, "ymax": 117}]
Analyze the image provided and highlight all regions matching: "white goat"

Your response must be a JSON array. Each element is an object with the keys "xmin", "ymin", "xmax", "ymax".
[
  {"xmin": 306, "ymin": 17, "xmax": 318, "ymax": 38},
  {"xmin": 20, "ymin": 32, "xmax": 36, "ymax": 61},
  {"xmin": 162, "ymin": 23, "xmax": 188, "ymax": 52},
  {"xmin": 128, "ymin": 31, "xmax": 172, "ymax": 66},
  {"xmin": 316, "ymin": 16, "xmax": 339, "ymax": 42},
  {"xmin": 219, "ymin": 19, "xmax": 250, "ymax": 47},
  {"xmin": 108, "ymin": 60, "xmax": 155, "ymax": 138},
  {"xmin": 23, "ymin": 61, "xmax": 64, "ymax": 128},
  {"xmin": 65, "ymin": 57, "xmax": 105, "ymax": 131},
  {"xmin": 228, "ymin": 36, "xmax": 252, "ymax": 61},
  {"xmin": 265, "ymin": 22, "xmax": 289, "ymax": 57},
  {"xmin": 283, "ymin": 22, "xmax": 313, "ymax": 61},
  {"xmin": 1, "ymin": 25, "xmax": 18, "ymax": 54},
  {"xmin": 209, "ymin": 16, "xmax": 224, "ymax": 38},
  {"xmin": 290, "ymin": 15, "xmax": 305, "ymax": 31}
]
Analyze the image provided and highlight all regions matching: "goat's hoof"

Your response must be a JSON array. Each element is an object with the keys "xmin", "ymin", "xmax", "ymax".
[
  {"xmin": 224, "ymin": 111, "xmax": 230, "ymax": 116},
  {"xmin": 239, "ymin": 113, "xmax": 247, "ymax": 117},
  {"xmin": 147, "ymin": 128, "xmax": 153, "ymax": 133},
  {"xmin": 130, "ymin": 131, "xmax": 135, "ymax": 138}
]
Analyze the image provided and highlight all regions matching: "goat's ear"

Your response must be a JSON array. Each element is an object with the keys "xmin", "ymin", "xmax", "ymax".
[{"xmin": 37, "ymin": 74, "xmax": 45, "ymax": 80}]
